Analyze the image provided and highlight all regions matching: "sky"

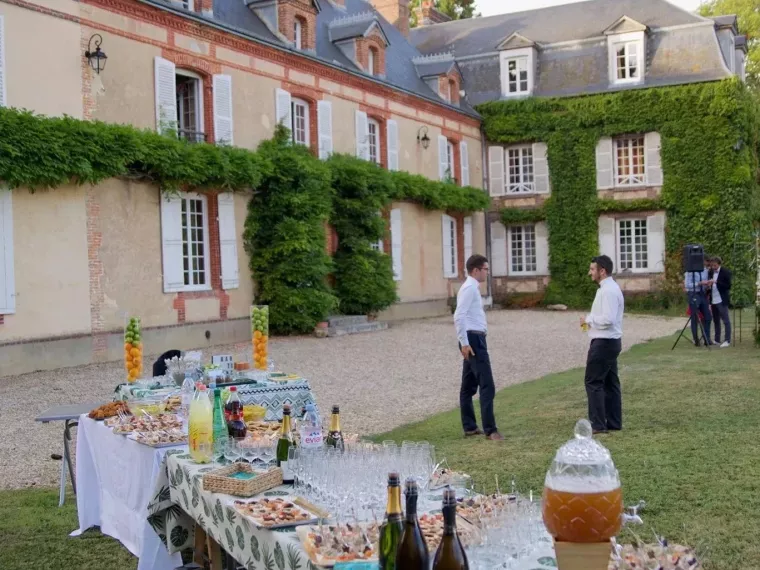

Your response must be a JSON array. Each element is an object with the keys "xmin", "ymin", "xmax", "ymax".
[{"xmin": 476, "ymin": 0, "xmax": 703, "ymax": 17}]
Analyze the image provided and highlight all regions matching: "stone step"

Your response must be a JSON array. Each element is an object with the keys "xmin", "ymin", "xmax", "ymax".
[
  {"xmin": 327, "ymin": 321, "xmax": 388, "ymax": 337},
  {"xmin": 327, "ymin": 315, "xmax": 368, "ymax": 328}
]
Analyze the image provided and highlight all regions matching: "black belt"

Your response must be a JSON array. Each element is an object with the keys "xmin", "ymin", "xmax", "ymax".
[{"xmin": 467, "ymin": 330, "xmax": 487, "ymax": 337}]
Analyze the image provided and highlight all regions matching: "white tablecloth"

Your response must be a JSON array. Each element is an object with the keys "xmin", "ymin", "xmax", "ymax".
[{"xmin": 72, "ymin": 416, "xmax": 184, "ymax": 570}]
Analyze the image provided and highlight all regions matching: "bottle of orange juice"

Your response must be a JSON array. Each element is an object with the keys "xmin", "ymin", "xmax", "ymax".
[{"xmin": 189, "ymin": 385, "xmax": 213, "ymax": 463}]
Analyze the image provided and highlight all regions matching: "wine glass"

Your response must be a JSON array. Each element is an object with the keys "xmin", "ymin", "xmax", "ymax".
[
  {"xmin": 224, "ymin": 439, "xmax": 240, "ymax": 464},
  {"xmin": 260, "ymin": 442, "xmax": 275, "ymax": 470}
]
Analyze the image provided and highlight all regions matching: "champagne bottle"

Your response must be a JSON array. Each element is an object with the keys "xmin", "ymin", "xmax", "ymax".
[
  {"xmin": 395, "ymin": 478, "xmax": 429, "ymax": 570},
  {"xmin": 432, "ymin": 488, "xmax": 469, "ymax": 570},
  {"xmin": 276, "ymin": 405, "xmax": 295, "ymax": 483},
  {"xmin": 379, "ymin": 473, "xmax": 405, "ymax": 570},
  {"xmin": 324, "ymin": 405, "xmax": 344, "ymax": 451}
]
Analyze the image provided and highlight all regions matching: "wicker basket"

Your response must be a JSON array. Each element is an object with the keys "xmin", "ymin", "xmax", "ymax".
[{"xmin": 202, "ymin": 463, "xmax": 283, "ymax": 497}]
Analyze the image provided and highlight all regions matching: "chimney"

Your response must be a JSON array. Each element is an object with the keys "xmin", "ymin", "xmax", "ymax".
[
  {"xmin": 197, "ymin": 0, "xmax": 213, "ymax": 17},
  {"xmin": 414, "ymin": 0, "xmax": 451, "ymax": 27},
  {"xmin": 370, "ymin": 0, "xmax": 410, "ymax": 37}
]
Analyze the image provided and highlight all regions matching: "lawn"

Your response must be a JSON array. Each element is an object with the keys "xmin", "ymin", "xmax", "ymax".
[
  {"xmin": 380, "ymin": 334, "xmax": 760, "ymax": 570},
  {"xmin": 2, "ymin": 332, "xmax": 758, "ymax": 570}
]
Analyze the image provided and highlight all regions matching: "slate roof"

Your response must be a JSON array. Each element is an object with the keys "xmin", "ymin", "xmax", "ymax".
[
  {"xmin": 144, "ymin": 0, "xmax": 478, "ymax": 117},
  {"xmin": 328, "ymin": 12, "xmax": 387, "ymax": 43},
  {"xmin": 410, "ymin": 0, "xmax": 707, "ymax": 58},
  {"xmin": 412, "ymin": 54, "xmax": 458, "ymax": 78}
]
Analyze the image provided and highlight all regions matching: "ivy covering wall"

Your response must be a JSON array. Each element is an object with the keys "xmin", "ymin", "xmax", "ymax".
[
  {"xmin": 479, "ymin": 79, "xmax": 759, "ymax": 308},
  {"xmin": 0, "ymin": 107, "xmax": 489, "ymax": 333}
]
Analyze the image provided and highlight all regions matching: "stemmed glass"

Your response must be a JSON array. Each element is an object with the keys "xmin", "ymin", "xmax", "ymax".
[
  {"xmin": 224, "ymin": 439, "xmax": 241, "ymax": 464},
  {"xmin": 260, "ymin": 441, "xmax": 275, "ymax": 470}
]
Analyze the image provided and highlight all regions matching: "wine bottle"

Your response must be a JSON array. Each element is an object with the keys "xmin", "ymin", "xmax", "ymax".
[
  {"xmin": 276, "ymin": 405, "xmax": 295, "ymax": 483},
  {"xmin": 324, "ymin": 405, "xmax": 344, "ymax": 451},
  {"xmin": 379, "ymin": 473, "xmax": 405, "ymax": 570},
  {"xmin": 432, "ymin": 488, "xmax": 469, "ymax": 570},
  {"xmin": 395, "ymin": 478, "xmax": 429, "ymax": 570}
]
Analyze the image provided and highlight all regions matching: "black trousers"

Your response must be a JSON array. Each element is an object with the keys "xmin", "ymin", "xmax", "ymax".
[
  {"xmin": 584, "ymin": 338, "xmax": 622, "ymax": 432},
  {"xmin": 711, "ymin": 302, "xmax": 731, "ymax": 343},
  {"xmin": 460, "ymin": 332, "xmax": 497, "ymax": 435}
]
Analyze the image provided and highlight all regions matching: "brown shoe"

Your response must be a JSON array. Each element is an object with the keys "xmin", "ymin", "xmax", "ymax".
[
  {"xmin": 464, "ymin": 429, "xmax": 484, "ymax": 437},
  {"xmin": 593, "ymin": 429, "xmax": 609, "ymax": 435},
  {"xmin": 486, "ymin": 432, "xmax": 505, "ymax": 441}
]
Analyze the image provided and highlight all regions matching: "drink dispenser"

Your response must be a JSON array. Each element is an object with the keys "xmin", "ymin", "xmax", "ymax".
[{"xmin": 542, "ymin": 419, "xmax": 622, "ymax": 569}]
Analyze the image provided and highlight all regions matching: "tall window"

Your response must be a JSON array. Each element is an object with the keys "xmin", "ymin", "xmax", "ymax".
[
  {"xmin": 614, "ymin": 41, "xmax": 641, "ymax": 82},
  {"xmin": 618, "ymin": 219, "xmax": 648, "ymax": 271},
  {"xmin": 291, "ymin": 98, "xmax": 309, "ymax": 146},
  {"xmin": 614, "ymin": 136, "xmax": 645, "ymax": 186},
  {"xmin": 294, "ymin": 20, "xmax": 303, "ymax": 50},
  {"xmin": 368, "ymin": 118, "xmax": 381, "ymax": 164},
  {"xmin": 446, "ymin": 141, "xmax": 455, "ymax": 180},
  {"xmin": 441, "ymin": 80, "xmax": 451, "ymax": 102},
  {"xmin": 506, "ymin": 57, "xmax": 529, "ymax": 94},
  {"xmin": 181, "ymin": 194, "xmax": 209, "ymax": 288},
  {"xmin": 507, "ymin": 146, "xmax": 534, "ymax": 193},
  {"xmin": 368, "ymin": 48, "xmax": 376, "ymax": 76},
  {"xmin": 445, "ymin": 216, "xmax": 456, "ymax": 276},
  {"xmin": 509, "ymin": 225, "xmax": 537, "ymax": 274},
  {"xmin": 176, "ymin": 72, "xmax": 204, "ymax": 143}
]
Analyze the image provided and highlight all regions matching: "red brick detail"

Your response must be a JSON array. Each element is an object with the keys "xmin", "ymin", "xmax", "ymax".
[
  {"xmin": 370, "ymin": 0, "xmax": 410, "ymax": 38},
  {"xmin": 438, "ymin": 71, "xmax": 461, "ymax": 106},
  {"xmin": 173, "ymin": 293, "xmax": 186, "ymax": 323},
  {"xmin": 76, "ymin": 0, "xmax": 480, "ymax": 128},
  {"xmin": 86, "ymin": 188, "xmax": 107, "ymax": 356},
  {"xmin": 278, "ymin": 0, "xmax": 318, "ymax": 51},
  {"xmin": 454, "ymin": 212, "xmax": 466, "ymax": 278},
  {"xmin": 381, "ymin": 209, "xmax": 391, "ymax": 255},
  {"xmin": 356, "ymin": 34, "xmax": 387, "ymax": 76},
  {"xmin": 415, "ymin": 0, "xmax": 451, "ymax": 26},
  {"xmin": 326, "ymin": 223, "xmax": 339, "ymax": 256},
  {"xmin": 81, "ymin": 31, "xmax": 96, "ymax": 120},
  {"xmin": 441, "ymin": 128, "xmax": 462, "ymax": 142},
  {"xmin": 197, "ymin": 0, "xmax": 213, "ymax": 15}
]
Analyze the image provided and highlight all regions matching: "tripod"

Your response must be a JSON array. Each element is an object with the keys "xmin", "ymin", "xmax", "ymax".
[{"xmin": 672, "ymin": 271, "xmax": 711, "ymax": 351}]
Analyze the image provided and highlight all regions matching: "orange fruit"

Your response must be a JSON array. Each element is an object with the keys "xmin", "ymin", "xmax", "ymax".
[
  {"xmin": 130, "ymin": 348, "xmax": 140, "ymax": 358},
  {"xmin": 124, "ymin": 342, "xmax": 132, "ymax": 351},
  {"xmin": 254, "ymin": 330, "xmax": 262, "ymax": 340},
  {"xmin": 261, "ymin": 335, "xmax": 268, "ymax": 343}
]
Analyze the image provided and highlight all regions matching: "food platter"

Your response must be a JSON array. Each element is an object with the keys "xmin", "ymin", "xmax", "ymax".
[
  {"xmin": 296, "ymin": 523, "xmax": 379, "ymax": 567},
  {"xmin": 229, "ymin": 497, "xmax": 321, "ymax": 529},
  {"xmin": 128, "ymin": 429, "xmax": 187, "ymax": 448}
]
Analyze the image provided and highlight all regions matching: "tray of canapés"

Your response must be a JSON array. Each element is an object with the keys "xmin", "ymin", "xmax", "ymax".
[
  {"xmin": 418, "ymin": 512, "xmax": 479, "ymax": 550},
  {"xmin": 128, "ymin": 428, "xmax": 187, "ymax": 448},
  {"xmin": 88, "ymin": 401, "xmax": 131, "ymax": 421},
  {"xmin": 297, "ymin": 523, "xmax": 379, "ymax": 567},
  {"xmin": 229, "ymin": 496, "xmax": 323, "ymax": 529},
  {"xmin": 107, "ymin": 413, "xmax": 183, "ymax": 434},
  {"xmin": 456, "ymin": 494, "xmax": 516, "ymax": 525}
]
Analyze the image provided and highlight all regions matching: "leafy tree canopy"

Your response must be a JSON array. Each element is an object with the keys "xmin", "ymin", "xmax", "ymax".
[{"xmin": 410, "ymin": 0, "xmax": 479, "ymax": 27}]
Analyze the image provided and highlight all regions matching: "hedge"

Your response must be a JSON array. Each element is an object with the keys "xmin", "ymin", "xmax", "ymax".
[{"xmin": 478, "ymin": 79, "xmax": 759, "ymax": 308}]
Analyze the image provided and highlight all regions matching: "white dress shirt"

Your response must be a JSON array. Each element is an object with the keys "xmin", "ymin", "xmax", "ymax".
[
  {"xmin": 711, "ymin": 268, "xmax": 723, "ymax": 305},
  {"xmin": 585, "ymin": 277, "xmax": 624, "ymax": 340},
  {"xmin": 454, "ymin": 276, "xmax": 487, "ymax": 347}
]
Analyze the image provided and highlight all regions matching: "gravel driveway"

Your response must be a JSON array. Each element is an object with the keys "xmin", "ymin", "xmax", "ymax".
[{"xmin": 2, "ymin": 310, "xmax": 679, "ymax": 490}]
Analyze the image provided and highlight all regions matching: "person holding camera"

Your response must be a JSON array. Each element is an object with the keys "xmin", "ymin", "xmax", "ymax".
[{"xmin": 708, "ymin": 256, "xmax": 732, "ymax": 347}]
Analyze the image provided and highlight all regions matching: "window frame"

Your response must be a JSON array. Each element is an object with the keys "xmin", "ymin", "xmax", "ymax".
[
  {"xmin": 291, "ymin": 98, "xmax": 310, "ymax": 146},
  {"xmin": 616, "ymin": 218, "xmax": 649, "ymax": 273},
  {"xmin": 443, "ymin": 214, "xmax": 458, "ymax": 278},
  {"xmin": 175, "ymin": 69, "xmax": 204, "ymax": 143},
  {"xmin": 446, "ymin": 140, "xmax": 455, "ymax": 181},
  {"xmin": 613, "ymin": 136, "xmax": 646, "ymax": 187},
  {"xmin": 294, "ymin": 19, "xmax": 303, "ymax": 50},
  {"xmin": 499, "ymin": 47, "xmax": 535, "ymax": 98},
  {"xmin": 608, "ymin": 32, "xmax": 645, "ymax": 86},
  {"xmin": 368, "ymin": 47, "xmax": 376, "ymax": 76},
  {"xmin": 506, "ymin": 145, "xmax": 535, "ymax": 194},
  {"xmin": 179, "ymin": 192, "xmax": 212, "ymax": 292},
  {"xmin": 368, "ymin": 118, "xmax": 381, "ymax": 165},
  {"xmin": 507, "ymin": 224, "xmax": 538, "ymax": 276}
]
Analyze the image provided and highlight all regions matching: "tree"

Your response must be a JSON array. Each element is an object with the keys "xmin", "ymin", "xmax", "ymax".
[
  {"xmin": 410, "ymin": 0, "xmax": 479, "ymax": 27},
  {"xmin": 699, "ymin": 0, "xmax": 760, "ymax": 88}
]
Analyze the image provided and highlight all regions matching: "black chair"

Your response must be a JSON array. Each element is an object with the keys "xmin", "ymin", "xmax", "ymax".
[{"xmin": 153, "ymin": 349, "xmax": 182, "ymax": 377}]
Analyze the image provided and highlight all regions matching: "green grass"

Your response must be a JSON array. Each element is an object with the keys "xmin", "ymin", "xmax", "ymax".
[
  {"xmin": 0, "ymin": 487, "xmax": 136, "ymax": 570},
  {"xmin": 379, "ymin": 334, "xmax": 760, "ymax": 570}
]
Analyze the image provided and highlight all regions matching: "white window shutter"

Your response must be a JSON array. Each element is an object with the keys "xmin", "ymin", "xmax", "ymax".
[
  {"xmin": 535, "ymin": 221, "xmax": 550, "ymax": 275},
  {"xmin": 438, "ymin": 135, "xmax": 449, "ymax": 181},
  {"xmin": 647, "ymin": 212, "xmax": 666, "ymax": 273},
  {"xmin": 160, "ymin": 193, "xmax": 185, "ymax": 293},
  {"xmin": 317, "ymin": 100, "xmax": 333, "ymax": 160},
  {"xmin": 596, "ymin": 137, "xmax": 614, "ymax": 190},
  {"xmin": 213, "ymin": 74, "xmax": 233, "ymax": 145},
  {"xmin": 645, "ymin": 132, "xmax": 663, "ymax": 186},
  {"xmin": 217, "ymin": 192, "xmax": 240, "ymax": 290},
  {"xmin": 442, "ymin": 214, "xmax": 458, "ymax": 278},
  {"xmin": 275, "ymin": 88, "xmax": 292, "ymax": 129},
  {"xmin": 598, "ymin": 216, "xmax": 617, "ymax": 273},
  {"xmin": 355, "ymin": 110, "xmax": 369, "ymax": 160},
  {"xmin": 464, "ymin": 216, "xmax": 473, "ymax": 262},
  {"xmin": 488, "ymin": 146, "xmax": 504, "ymax": 196},
  {"xmin": 0, "ymin": 16, "xmax": 6, "ymax": 108},
  {"xmin": 490, "ymin": 221, "xmax": 508, "ymax": 277},
  {"xmin": 0, "ymin": 189, "xmax": 15, "ymax": 314},
  {"xmin": 460, "ymin": 141, "xmax": 470, "ymax": 187},
  {"xmin": 533, "ymin": 142, "xmax": 551, "ymax": 194},
  {"xmin": 390, "ymin": 208, "xmax": 403, "ymax": 281},
  {"xmin": 387, "ymin": 120, "xmax": 400, "ymax": 171},
  {"xmin": 154, "ymin": 57, "xmax": 177, "ymax": 134}
]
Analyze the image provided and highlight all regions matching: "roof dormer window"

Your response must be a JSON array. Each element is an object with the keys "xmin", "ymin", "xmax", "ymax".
[
  {"xmin": 614, "ymin": 39, "xmax": 641, "ymax": 82},
  {"xmin": 604, "ymin": 17, "xmax": 647, "ymax": 86},
  {"xmin": 496, "ymin": 34, "xmax": 536, "ymax": 98},
  {"xmin": 294, "ymin": 19, "xmax": 303, "ymax": 50}
]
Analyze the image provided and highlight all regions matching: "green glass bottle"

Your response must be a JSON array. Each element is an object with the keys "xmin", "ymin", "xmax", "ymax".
[
  {"xmin": 379, "ymin": 473, "xmax": 405, "ymax": 570},
  {"xmin": 211, "ymin": 388, "xmax": 228, "ymax": 462},
  {"xmin": 395, "ymin": 478, "xmax": 429, "ymax": 570},
  {"xmin": 276, "ymin": 405, "xmax": 295, "ymax": 483},
  {"xmin": 324, "ymin": 405, "xmax": 345, "ymax": 451},
  {"xmin": 432, "ymin": 488, "xmax": 469, "ymax": 570}
]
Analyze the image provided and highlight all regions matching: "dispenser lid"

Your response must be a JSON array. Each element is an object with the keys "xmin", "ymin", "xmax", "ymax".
[{"xmin": 553, "ymin": 419, "xmax": 613, "ymax": 466}]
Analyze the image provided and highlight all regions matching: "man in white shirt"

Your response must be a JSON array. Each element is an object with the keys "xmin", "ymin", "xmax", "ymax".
[
  {"xmin": 580, "ymin": 255, "xmax": 625, "ymax": 435},
  {"xmin": 454, "ymin": 254, "xmax": 503, "ymax": 441}
]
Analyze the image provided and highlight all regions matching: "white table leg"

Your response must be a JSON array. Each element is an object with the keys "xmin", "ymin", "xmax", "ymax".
[{"xmin": 58, "ymin": 452, "xmax": 67, "ymax": 507}]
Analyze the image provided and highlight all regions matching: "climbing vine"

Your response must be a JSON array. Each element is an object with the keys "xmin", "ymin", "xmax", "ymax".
[{"xmin": 479, "ymin": 79, "xmax": 759, "ymax": 307}]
